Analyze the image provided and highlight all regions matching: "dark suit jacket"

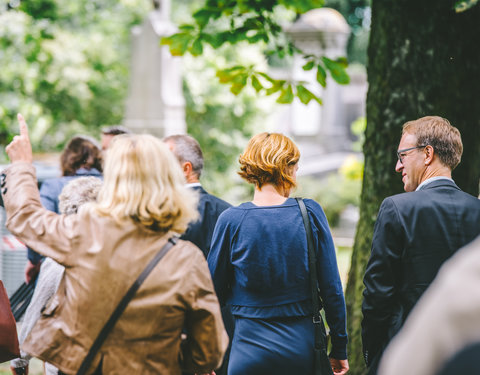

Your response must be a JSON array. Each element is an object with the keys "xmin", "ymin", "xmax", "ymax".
[
  {"xmin": 181, "ymin": 186, "xmax": 232, "ymax": 375},
  {"xmin": 181, "ymin": 185, "xmax": 231, "ymax": 258},
  {"xmin": 361, "ymin": 179, "xmax": 480, "ymax": 373}
]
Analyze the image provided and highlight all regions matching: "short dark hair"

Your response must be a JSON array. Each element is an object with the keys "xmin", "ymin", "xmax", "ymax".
[
  {"xmin": 101, "ymin": 125, "xmax": 131, "ymax": 136},
  {"xmin": 163, "ymin": 134, "xmax": 204, "ymax": 178},
  {"xmin": 61, "ymin": 136, "xmax": 103, "ymax": 176}
]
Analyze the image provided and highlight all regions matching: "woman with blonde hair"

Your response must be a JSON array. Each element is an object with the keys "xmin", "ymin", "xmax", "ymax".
[
  {"xmin": 207, "ymin": 132, "xmax": 349, "ymax": 375},
  {"xmin": 3, "ymin": 114, "xmax": 228, "ymax": 375}
]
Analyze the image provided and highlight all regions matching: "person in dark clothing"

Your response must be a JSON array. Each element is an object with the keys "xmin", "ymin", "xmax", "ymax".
[
  {"xmin": 207, "ymin": 132, "xmax": 349, "ymax": 375},
  {"xmin": 361, "ymin": 116, "xmax": 480, "ymax": 374},
  {"xmin": 163, "ymin": 134, "xmax": 231, "ymax": 258},
  {"xmin": 164, "ymin": 134, "xmax": 232, "ymax": 375}
]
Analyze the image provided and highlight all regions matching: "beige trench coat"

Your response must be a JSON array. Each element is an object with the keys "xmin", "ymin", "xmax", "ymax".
[{"xmin": 1, "ymin": 163, "xmax": 228, "ymax": 375}]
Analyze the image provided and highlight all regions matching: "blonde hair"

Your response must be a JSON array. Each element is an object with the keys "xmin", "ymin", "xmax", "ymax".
[
  {"xmin": 403, "ymin": 116, "xmax": 463, "ymax": 170},
  {"xmin": 59, "ymin": 177, "xmax": 102, "ymax": 215},
  {"xmin": 238, "ymin": 132, "xmax": 300, "ymax": 191},
  {"xmin": 92, "ymin": 134, "xmax": 198, "ymax": 233}
]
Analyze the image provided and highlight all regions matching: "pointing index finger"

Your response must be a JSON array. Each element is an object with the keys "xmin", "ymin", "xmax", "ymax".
[{"xmin": 17, "ymin": 113, "xmax": 29, "ymax": 137}]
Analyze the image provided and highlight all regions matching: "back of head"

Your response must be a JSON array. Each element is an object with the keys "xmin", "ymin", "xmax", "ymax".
[
  {"xmin": 61, "ymin": 136, "xmax": 103, "ymax": 176},
  {"xmin": 101, "ymin": 125, "xmax": 131, "ymax": 136},
  {"xmin": 58, "ymin": 177, "xmax": 103, "ymax": 215},
  {"xmin": 402, "ymin": 116, "xmax": 463, "ymax": 170},
  {"xmin": 94, "ymin": 134, "xmax": 199, "ymax": 233},
  {"xmin": 238, "ymin": 132, "xmax": 300, "ymax": 191},
  {"xmin": 163, "ymin": 134, "xmax": 204, "ymax": 178}
]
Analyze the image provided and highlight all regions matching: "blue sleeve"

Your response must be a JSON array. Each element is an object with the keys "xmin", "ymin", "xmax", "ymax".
[
  {"xmin": 307, "ymin": 200, "xmax": 348, "ymax": 360},
  {"xmin": 207, "ymin": 210, "xmax": 235, "ymax": 306},
  {"xmin": 39, "ymin": 180, "xmax": 60, "ymax": 213},
  {"xmin": 28, "ymin": 180, "xmax": 60, "ymax": 263}
]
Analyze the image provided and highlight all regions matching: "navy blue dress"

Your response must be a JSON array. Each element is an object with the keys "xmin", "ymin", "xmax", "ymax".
[{"xmin": 207, "ymin": 198, "xmax": 347, "ymax": 375}]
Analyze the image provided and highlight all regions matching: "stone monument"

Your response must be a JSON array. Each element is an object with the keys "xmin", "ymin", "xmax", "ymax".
[
  {"xmin": 285, "ymin": 8, "xmax": 351, "ymax": 151},
  {"xmin": 123, "ymin": 0, "xmax": 186, "ymax": 137}
]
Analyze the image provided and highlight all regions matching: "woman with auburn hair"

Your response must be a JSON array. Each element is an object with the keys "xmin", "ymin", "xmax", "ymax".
[
  {"xmin": 3, "ymin": 114, "xmax": 228, "ymax": 375},
  {"xmin": 208, "ymin": 132, "xmax": 349, "ymax": 375}
]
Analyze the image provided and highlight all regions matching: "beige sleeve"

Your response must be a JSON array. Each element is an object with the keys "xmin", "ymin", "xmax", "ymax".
[
  {"xmin": 181, "ymin": 249, "xmax": 229, "ymax": 373},
  {"xmin": 2, "ymin": 163, "xmax": 78, "ymax": 267}
]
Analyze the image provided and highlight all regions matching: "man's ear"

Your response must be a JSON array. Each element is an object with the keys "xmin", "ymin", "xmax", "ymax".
[
  {"xmin": 182, "ymin": 161, "xmax": 193, "ymax": 176},
  {"xmin": 424, "ymin": 145, "xmax": 434, "ymax": 165}
]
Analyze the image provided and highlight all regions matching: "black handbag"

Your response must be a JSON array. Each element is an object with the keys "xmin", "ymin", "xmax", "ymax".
[
  {"xmin": 76, "ymin": 237, "xmax": 177, "ymax": 375},
  {"xmin": 296, "ymin": 198, "xmax": 333, "ymax": 375}
]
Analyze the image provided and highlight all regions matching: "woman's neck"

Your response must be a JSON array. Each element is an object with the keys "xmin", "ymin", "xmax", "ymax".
[{"xmin": 252, "ymin": 184, "xmax": 288, "ymax": 206}]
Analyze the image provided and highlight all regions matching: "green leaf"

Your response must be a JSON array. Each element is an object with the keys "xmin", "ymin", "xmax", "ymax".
[
  {"xmin": 162, "ymin": 33, "xmax": 193, "ymax": 56},
  {"xmin": 296, "ymin": 85, "xmax": 314, "ymax": 104},
  {"xmin": 202, "ymin": 33, "xmax": 225, "ymax": 48},
  {"xmin": 216, "ymin": 66, "xmax": 246, "ymax": 84},
  {"xmin": 178, "ymin": 24, "xmax": 196, "ymax": 32},
  {"xmin": 216, "ymin": 70, "xmax": 236, "ymax": 84},
  {"xmin": 302, "ymin": 61, "xmax": 315, "ymax": 71},
  {"xmin": 230, "ymin": 83, "xmax": 246, "ymax": 95},
  {"xmin": 322, "ymin": 57, "xmax": 350, "ymax": 85},
  {"xmin": 277, "ymin": 84, "xmax": 294, "ymax": 104},
  {"xmin": 266, "ymin": 80, "xmax": 284, "ymax": 95},
  {"xmin": 280, "ymin": 0, "xmax": 324, "ymax": 13},
  {"xmin": 193, "ymin": 9, "xmax": 215, "ymax": 28},
  {"xmin": 454, "ymin": 0, "xmax": 479, "ymax": 12},
  {"xmin": 316, "ymin": 64, "xmax": 327, "ymax": 87},
  {"xmin": 258, "ymin": 72, "xmax": 275, "ymax": 83},
  {"xmin": 190, "ymin": 38, "xmax": 203, "ymax": 56},
  {"xmin": 232, "ymin": 73, "xmax": 248, "ymax": 86},
  {"xmin": 251, "ymin": 75, "xmax": 263, "ymax": 92}
]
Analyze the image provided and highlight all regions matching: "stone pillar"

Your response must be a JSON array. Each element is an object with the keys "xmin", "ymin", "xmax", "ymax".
[
  {"xmin": 124, "ymin": 0, "xmax": 186, "ymax": 138},
  {"xmin": 285, "ymin": 8, "xmax": 350, "ymax": 152}
]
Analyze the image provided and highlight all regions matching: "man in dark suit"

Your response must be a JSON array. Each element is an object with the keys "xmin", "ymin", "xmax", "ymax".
[
  {"xmin": 164, "ymin": 134, "xmax": 233, "ymax": 375},
  {"xmin": 163, "ymin": 134, "xmax": 231, "ymax": 257},
  {"xmin": 361, "ymin": 116, "xmax": 480, "ymax": 374}
]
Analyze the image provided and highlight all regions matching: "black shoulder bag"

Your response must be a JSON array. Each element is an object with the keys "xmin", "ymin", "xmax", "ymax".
[
  {"xmin": 296, "ymin": 198, "xmax": 333, "ymax": 375},
  {"xmin": 76, "ymin": 237, "xmax": 178, "ymax": 375}
]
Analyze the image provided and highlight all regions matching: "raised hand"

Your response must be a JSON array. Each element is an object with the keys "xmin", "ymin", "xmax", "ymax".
[{"xmin": 5, "ymin": 113, "xmax": 33, "ymax": 164}]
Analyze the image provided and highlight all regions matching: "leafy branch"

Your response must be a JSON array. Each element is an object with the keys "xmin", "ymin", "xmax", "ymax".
[{"xmin": 161, "ymin": 0, "xmax": 350, "ymax": 105}]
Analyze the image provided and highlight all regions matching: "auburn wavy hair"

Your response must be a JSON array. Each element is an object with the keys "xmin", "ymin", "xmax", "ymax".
[{"xmin": 238, "ymin": 132, "xmax": 300, "ymax": 192}]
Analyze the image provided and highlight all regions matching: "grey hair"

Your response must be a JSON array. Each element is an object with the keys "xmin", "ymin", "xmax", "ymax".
[
  {"xmin": 58, "ymin": 177, "xmax": 103, "ymax": 215},
  {"xmin": 163, "ymin": 134, "xmax": 204, "ymax": 178}
]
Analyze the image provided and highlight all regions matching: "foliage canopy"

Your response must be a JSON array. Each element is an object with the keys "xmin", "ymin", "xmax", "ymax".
[{"xmin": 162, "ymin": 0, "xmax": 350, "ymax": 105}]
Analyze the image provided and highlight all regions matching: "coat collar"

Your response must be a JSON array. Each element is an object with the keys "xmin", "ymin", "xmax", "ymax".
[{"xmin": 417, "ymin": 178, "xmax": 460, "ymax": 191}]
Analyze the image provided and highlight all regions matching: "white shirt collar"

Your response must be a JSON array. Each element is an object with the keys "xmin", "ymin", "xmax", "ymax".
[
  {"xmin": 416, "ymin": 176, "xmax": 453, "ymax": 191},
  {"xmin": 186, "ymin": 182, "xmax": 202, "ymax": 188}
]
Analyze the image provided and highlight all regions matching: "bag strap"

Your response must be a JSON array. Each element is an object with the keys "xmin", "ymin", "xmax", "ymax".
[
  {"xmin": 77, "ymin": 236, "xmax": 178, "ymax": 375},
  {"xmin": 296, "ymin": 198, "xmax": 328, "ymax": 352}
]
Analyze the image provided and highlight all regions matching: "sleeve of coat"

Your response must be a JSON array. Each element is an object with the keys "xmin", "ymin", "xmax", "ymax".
[
  {"xmin": 2, "ymin": 163, "xmax": 78, "ymax": 267},
  {"xmin": 182, "ymin": 249, "xmax": 229, "ymax": 373},
  {"xmin": 361, "ymin": 197, "xmax": 404, "ymax": 366}
]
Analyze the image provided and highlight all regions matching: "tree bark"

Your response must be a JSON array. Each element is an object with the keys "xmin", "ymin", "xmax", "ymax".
[{"xmin": 346, "ymin": 1, "xmax": 480, "ymax": 373}]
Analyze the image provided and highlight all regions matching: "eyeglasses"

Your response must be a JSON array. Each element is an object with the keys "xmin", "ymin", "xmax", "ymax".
[{"xmin": 396, "ymin": 145, "xmax": 428, "ymax": 164}]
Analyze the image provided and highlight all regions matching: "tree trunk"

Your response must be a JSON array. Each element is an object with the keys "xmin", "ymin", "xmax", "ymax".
[{"xmin": 346, "ymin": 1, "xmax": 480, "ymax": 373}]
